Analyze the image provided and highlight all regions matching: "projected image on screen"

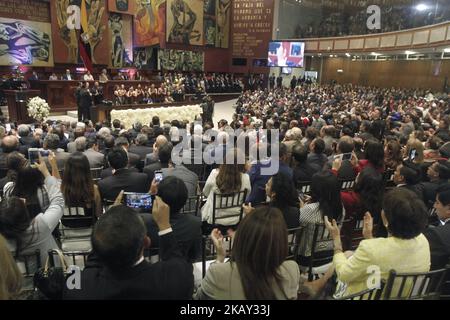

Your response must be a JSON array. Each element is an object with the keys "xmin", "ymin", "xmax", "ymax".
[{"xmin": 268, "ymin": 41, "xmax": 304, "ymax": 67}]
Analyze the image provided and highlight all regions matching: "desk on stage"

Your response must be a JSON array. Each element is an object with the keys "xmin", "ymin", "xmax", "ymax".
[
  {"xmin": 34, "ymin": 80, "xmax": 163, "ymax": 114},
  {"xmin": 4, "ymin": 89, "xmax": 41, "ymax": 123}
]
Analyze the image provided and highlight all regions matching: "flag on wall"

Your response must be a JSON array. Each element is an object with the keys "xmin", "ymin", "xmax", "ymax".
[{"xmin": 79, "ymin": 0, "xmax": 93, "ymax": 72}]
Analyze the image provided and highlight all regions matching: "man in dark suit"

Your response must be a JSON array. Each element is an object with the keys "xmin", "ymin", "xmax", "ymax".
[
  {"xmin": 145, "ymin": 135, "xmax": 168, "ymax": 166},
  {"xmin": 43, "ymin": 133, "xmax": 71, "ymax": 171},
  {"xmin": 423, "ymin": 186, "xmax": 450, "ymax": 270},
  {"xmin": 63, "ymin": 199, "xmax": 194, "ymax": 300},
  {"xmin": 143, "ymin": 142, "xmax": 172, "ymax": 182},
  {"xmin": 62, "ymin": 69, "xmax": 73, "ymax": 80},
  {"xmin": 0, "ymin": 135, "xmax": 19, "ymax": 178},
  {"xmin": 17, "ymin": 124, "xmax": 34, "ymax": 157},
  {"xmin": 98, "ymin": 147, "xmax": 150, "ymax": 201},
  {"xmin": 80, "ymin": 81, "xmax": 93, "ymax": 121},
  {"xmin": 393, "ymin": 161, "xmax": 425, "ymax": 201},
  {"xmin": 326, "ymin": 137, "xmax": 357, "ymax": 181},
  {"xmin": 422, "ymin": 161, "xmax": 450, "ymax": 207},
  {"xmin": 129, "ymin": 134, "xmax": 153, "ymax": 160},
  {"xmin": 276, "ymin": 74, "xmax": 283, "ymax": 88},
  {"xmin": 115, "ymin": 136, "xmax": 140, "ymax": 169},
  {"xmin": 141, "ymin": 176, "xmax": 202, "ymax": 262}
]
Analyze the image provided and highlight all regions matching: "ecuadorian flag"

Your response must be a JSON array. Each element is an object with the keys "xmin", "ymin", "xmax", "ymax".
[{"xmin": 79, "ymin": 0, "xmax": 93, "ymax": 72}]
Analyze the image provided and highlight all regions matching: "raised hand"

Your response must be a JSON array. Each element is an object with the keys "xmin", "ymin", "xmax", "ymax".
[
  {"xmin": 211, "ymin": 228, "xmax": 225, "ymax": 263},
  {"xmin": 362, "ymin": 211, "xmax": 374, "ymax": 239}
]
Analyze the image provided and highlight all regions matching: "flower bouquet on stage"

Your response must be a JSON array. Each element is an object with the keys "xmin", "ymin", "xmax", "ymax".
[{"xmin": 27, "ymin": 96, "xmax": 50, "ymax": 122}]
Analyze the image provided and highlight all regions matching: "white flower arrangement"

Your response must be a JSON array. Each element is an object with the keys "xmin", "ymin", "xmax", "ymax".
[{"xmin": 27, "ymin": 96, "xmax": 50, "ymax": 122}]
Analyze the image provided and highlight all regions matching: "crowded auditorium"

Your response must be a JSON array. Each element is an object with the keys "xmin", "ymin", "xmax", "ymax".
[{"xmin": 0, "ymin": 0, "xmax": 449, "ymax": 306}]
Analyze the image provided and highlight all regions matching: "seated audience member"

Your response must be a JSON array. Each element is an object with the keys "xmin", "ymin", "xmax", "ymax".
[
  {"xmin": 83, "ymin": 137, "xmax": 105, "ymax": 168},
  {"xmin": 306, "ymin": 138, "xmax": 328, "ymax": 173},
  {"xmin": 2, "ymin": 154, "xmax": 60, "ymax": 218},
  {"xmin": 316, "ymin": 188, "xmax": 429, "ymax": 299},
  {"xmin": 161, "ymin": 160, "xmax": 199, "ymax": 202},
  {"xmin": 0, "ymin": 152, "xmax": 27, "ymax": 191},
  {"xmin": 320, "ymin": 125, "xmax": 337, "ymax": 156},
  {"xmin": 0, "ymin": 136, "xmax": 19, "ymax": 173},
  {"xmin": 422, "ymin": 161, "xmax": 450, "ymax": 206},
  {"xmin": 143, "ymin": 142, "xmax": 172, "ymax": 182},
  {"xmin": 244, "ymin": 172, "xmax": 300, "ymax": 229},
  {"xmin": 424, "ymin": 136, "xmax": 445, "ymax": 161},
  {"xmin": 145, "ymin": 135, "xmax": 169, "ymax": 165},
  {"xmin": 98, "ymin": 147, "xmax": 149, "ymax": 201},
  {"xmin": 0, "ymin": 234, "xmax": 22, "ymax": 300},
  {"xmin": 327, "ymin": 136, "xmax": 357, "ymax": 180},
  {"xmin": 384, "ymin": 139, "xmax": 403, "ymax": 171},
  {"xmin": 0, "ymin": 155, "xmax": 64, "ymax": 265},
  {"xmin": 302, "ymin": 127, "xmax": 318, "ymax": 152},
  {"xmin": 424, "ymin": 185, "xmax": 450, "ymax": 270},
  {"xmin": 291, "ymin": 142, "xmax": 314, "ymax": 184},
  {"xmin": 64, "ymin": 198, "xmax": 194, "ymax": 300},
  {"xmin": 354, "ymin": 139, "xmax": 385, "ymax": 173},
  {"xmin": 393, "ymin": 161, "xmax": 425, "ymax": 201},
  {"xmin": 195, "ymin": 206, "xmax": 300, "ymax": 300},
  {"xmin": 298, "ymin": 171, "xmax": 345, "ymax": 259},
  {"xmin": 17, "ymin": 124, "xmax": 33, "ymax": 155},
  {"xmin": 43, "ymin": 133, "xmax": 70, "ymax": 171},
  {"xmin": 141, "ymin": 176, "xmax": 202, "ymax": 262},
  {"xmin": 61, "ymin": 152, "xmax": 102, "ymax": 224},
  {"xmin": 129, "ymin": 134, "xmax": 153, "ymax": 160},
  {"xmin": 202, "ymin": 149, "xmax": 251, "ymax": 227},
  {"xmin": 115, "ymin": 136, "xmax": 140, "ymax": 169}
]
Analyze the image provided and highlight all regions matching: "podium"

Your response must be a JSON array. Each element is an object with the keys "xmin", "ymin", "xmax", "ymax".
[{"xmin": 4, "ymin": 90, "xmax": 41, "ymax": 123}]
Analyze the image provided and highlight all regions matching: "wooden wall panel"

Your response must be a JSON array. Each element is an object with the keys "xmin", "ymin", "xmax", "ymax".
[{"xmin": 319, "ymin": 58, "xmax": 450, "ymax": 91}]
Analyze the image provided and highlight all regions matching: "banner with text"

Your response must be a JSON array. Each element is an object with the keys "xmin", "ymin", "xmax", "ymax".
[{"xmin": 231, "ymin": 0, "xmax": 274, "ymax": 58}]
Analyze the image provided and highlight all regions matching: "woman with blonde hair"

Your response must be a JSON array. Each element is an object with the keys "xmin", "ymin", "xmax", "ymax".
[
  {"xmin": 0, "ymin": 234, "xmax": 22, "ymax": 300},
  {"xmin": 404, "ymin": 138, "xmax": 425, "ymax": 164}
]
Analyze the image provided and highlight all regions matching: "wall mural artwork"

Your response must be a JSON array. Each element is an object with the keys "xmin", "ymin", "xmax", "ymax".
[
  {"xmin": 166, "ymin": 0, "xmax": 204, "ymax": 46},
  {"xmin": 134, "ymin": 47, "xmax": 157, "ymax": 69},
  {"xmin": 203, "ymin": 0, "xmax": 216, "ymax": 47},
  {"xmin": 108, "ymin": 13, "xmax": 133, "ymax": 68},
  {"xmin": 216, "ymin": 0, "xmax": 231, "ymax": 48},
  {"xmin": 52, "ymin": 0, "xmax": 108, "ymax": 65},
  {"xmin": 158, "ymin": 49, "xmax": 204, "ymax": 71},
  {"xmin": 134, "ymin": 0, "xmax": 166, "ymax": 47},
  {"xmin": 0, "ymin": 17, "xmax": 54, "ymax": 66},
  {"xmin": 108, "ymin": 0, "xmax": 136, "ymax": 14}
]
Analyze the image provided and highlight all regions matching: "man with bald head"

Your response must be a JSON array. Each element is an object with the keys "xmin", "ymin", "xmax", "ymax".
[
  {"xmin": 144, "ymin": 135, "xmax": 168, "ymax": 166},
  {"xmin": 0, "ymin": 135, "xmax": 19, "ymax": 177}
]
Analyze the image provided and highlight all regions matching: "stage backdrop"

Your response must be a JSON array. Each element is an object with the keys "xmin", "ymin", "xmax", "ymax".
[
  {"xmin": 0, "ymin": 0, "xmax": 53, "ymax": 67},
  {"xmin": 134, "ymin": 0, "xmax": 166, "ymax": 47},
  {"xmin": 166, "ymin": 0, "xmax": 204, "ymax": 46},
  {"xmin": 108, "ymin": 0, "xmax": 136, "ymax": 15},
  {"xmin": 134, "ymin": 47, "xmax": 157, "ymax": 69},
  {"xmin": 50, "ymin": 0, "xmax": 108, "ymax": 65},
  {"xmin": 108, "ymin": 13, "xmax": 133, "ymax": 68},
  {"xmin": 158, "ymin": 49, "xmax": 204, "ymax": 71}
]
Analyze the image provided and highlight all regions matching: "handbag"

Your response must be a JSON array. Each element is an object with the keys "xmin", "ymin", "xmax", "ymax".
[{"xmin": 33, "ymin": 250, "xmax": 69, "ymax": 300}]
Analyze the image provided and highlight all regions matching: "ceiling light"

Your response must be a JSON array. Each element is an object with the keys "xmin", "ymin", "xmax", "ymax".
[
  {"xmin": 415, "ymin": 4, "xmax": 428, "ymax": 11},
  {"xmin": 444, "ymin": 48, "xmax": 450, "ymax": 53},
  {"xmin": 371, "ymin": 52, "xmax": 381, "ymax": 56},
  {"xmin": 345, "ymin": 53, "xmax": 351, "ymax": 57},
  {"xmin": 405, "ymin": 50, "xmax": 416, "ymax": 55}
]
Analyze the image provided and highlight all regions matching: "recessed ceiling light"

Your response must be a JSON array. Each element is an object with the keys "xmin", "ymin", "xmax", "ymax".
[
  {"xmin": 405, "ymin": 50, "xmax": 416, "ymax": 55},
  {"xmin": 444, "ymin": 48, "xmax": 450, "ymax": 53}
]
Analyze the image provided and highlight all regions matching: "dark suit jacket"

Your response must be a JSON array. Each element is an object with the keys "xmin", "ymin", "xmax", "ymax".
[
  {"xmin": 141, "ymin": 213, "xmax": 202, "ymax": 262},
  {"xmin": 98, "ymin": 169, "xmax": 150, "ymax": 200},
  {"xmin": 423, "ymin": 222, "xmax": 450, "ymax": 270},
  {"xmin": 100, "ymin": 166, "xmax": 139, "ymax": 179},
  {"xmin": 422, "ymin": 180, "xmax": 449, "ymax": 207},
  {"xmin": 306, "ymin": 153, "xmax": 328, "ymax": 174},
  {"xmin": 129, "ymin": 145, "xmax": 153, "ymax": 160},
  {"xmin": 63, "ymin": 232, "xmax": 194, "ymax": 300},
  {"xmin": 128, "ymin": 151, "xmax": 141, "ymax": 169}
]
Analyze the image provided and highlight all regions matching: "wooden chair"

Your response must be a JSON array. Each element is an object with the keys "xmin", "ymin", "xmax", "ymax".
[
  {"xmin": 382, "ymin": 266, "xmax": 450, "ymax": 300},
  {"xmin": 336, "ymin": 283, "xmax": 384, "ymax": 300},
  {"xmin": 180, "ymin": 195, "xmax": 201, "ymax": 216},
  {"xmin": 90, "ymin": 167, "xmax": 103, "ymax": 183},
  {"xmin": 210, "ymin": 190, "xmax": 248, "ymax": 231}
]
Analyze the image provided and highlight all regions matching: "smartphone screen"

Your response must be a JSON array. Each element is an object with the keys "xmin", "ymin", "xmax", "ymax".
[
  {"xmin": 124, "ymin": 192, "xmax": 153, "ymax": 211},
  {"xmin": 28, "ymin": 148, "xmax": 39, "ymax": 164},
  {"xmin": 409, "ymin": 149, "xmax": 417, "ymax": 161},
  {"xmin": 154, "ymin": 171, "xmax": 163, "ymax": 183},
  {"xmin": 342, "ymin": 153, "xmax": 352, "ymax": 161},
  {"xmin": 5, "ymin": 123, "xmax": 11, "ymax": 132}
]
